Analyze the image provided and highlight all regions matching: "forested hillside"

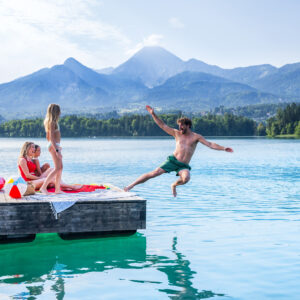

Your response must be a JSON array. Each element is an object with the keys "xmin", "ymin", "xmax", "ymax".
[
  {"xmin": 0, "ymin": 113, "xmax": 257, "ymax": 137},
  {"xmin": 266, "ymin": 103, "xmax": 300, "ymax": 136}
]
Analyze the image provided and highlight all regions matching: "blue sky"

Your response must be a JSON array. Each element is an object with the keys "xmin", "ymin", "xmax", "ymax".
[{"xmin": 0, "ymin": 0, "xmax": 300, "ymax": 83}]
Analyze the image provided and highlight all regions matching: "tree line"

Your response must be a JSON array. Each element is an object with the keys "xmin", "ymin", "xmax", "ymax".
[
  {"xmin": 0, "ymin": 104, "xmax": 298, "ymax": 137},
  {"xmin": 0, "ymin": 113, "xmax": 257, "ymax": 137}
]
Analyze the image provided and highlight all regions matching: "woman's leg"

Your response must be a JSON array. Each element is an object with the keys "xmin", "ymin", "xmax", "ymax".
[
  {"xmin": 30, "ymin": 178, "xmax": 46, "ymax": 190},
  {"xmin": 40, "ymin": 148, "xmax": 62, "ymax": 195},
  {"xmin": 54, "ymin": 161, "xmax": 63, "ymax": 194},
  {"xmin": 41, "ymin": 163, "xmax": 50, "ymax": 174},
  {"xmin": 40, "ymin": 167, "xmax": 53, "ymax": 178},
  {"xmin": 60, "ymin": 180, "xmax": 82, "ymax": 190}
]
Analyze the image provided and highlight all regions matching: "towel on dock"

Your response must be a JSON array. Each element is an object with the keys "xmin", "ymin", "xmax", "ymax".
[{"xmin": 47, "ymin": 184, "xmax": 108, "ymax": 194}]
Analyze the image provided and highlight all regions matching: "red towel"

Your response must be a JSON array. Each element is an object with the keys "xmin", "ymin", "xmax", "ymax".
[{"xmin": 47, "ymin": 185, "xmax": 107, "ymax": 194}]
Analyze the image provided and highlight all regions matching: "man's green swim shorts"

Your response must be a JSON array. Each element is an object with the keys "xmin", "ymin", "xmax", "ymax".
[{"xmin": 159, "ymin": 155, "xmax": 191, "ymax": 176}]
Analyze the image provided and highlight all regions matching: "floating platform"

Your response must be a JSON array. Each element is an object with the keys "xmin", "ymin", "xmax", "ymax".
[{"xmin": 0, "ymin": 184, "xmax": 146, "ymax": 243}]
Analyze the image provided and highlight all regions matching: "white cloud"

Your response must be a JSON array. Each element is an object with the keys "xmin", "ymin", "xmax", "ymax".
[
  {"xmin": 126, "ymin": 34, "xmax": 164, "ymax": 56},
  {"xmin": 0, "ymin": 0, "xmax": 130, "ymax": 83},
  {"xmin": 169, "ymin": 17, "xmax": 185, "ymax": 29}
]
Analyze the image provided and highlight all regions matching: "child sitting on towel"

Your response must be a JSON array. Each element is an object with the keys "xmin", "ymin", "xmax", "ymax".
[{"xmin": 32, "ymin": 144, "xmax": 50, "ymax": 177}]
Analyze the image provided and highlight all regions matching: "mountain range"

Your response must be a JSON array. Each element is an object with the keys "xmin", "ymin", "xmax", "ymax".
[{"xmin": 0, "ymin": 46, "xmax": 299, "ymax": 118}]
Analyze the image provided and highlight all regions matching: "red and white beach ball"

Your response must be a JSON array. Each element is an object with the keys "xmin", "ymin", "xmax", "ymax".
[
  {"xmin": 4, "ymin": 176, "xmax": 27, "ymax": 199},
  {"xmin": 0, "ymin": 177, "xmax": 5, "ymax": 190}
]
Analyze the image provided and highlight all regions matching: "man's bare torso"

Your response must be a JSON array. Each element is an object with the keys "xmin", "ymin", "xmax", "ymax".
[{"xmin": 173, "ymin": 130, "xmax": 199, "ymax": 164}]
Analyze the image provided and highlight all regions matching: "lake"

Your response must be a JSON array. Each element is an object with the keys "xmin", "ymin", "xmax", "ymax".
[{"xmin": 0, "ymin": 137, "xmax": 299, "ymax": 300}]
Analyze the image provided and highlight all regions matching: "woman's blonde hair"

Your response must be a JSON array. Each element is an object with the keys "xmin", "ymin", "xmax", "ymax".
[
  {"xmin": 20, "ymin": 142, "xmax": 34, "ymax": 158},
  {"xmin": 44, "ymin": 103, "xmax": 61, "ymax": 132}
]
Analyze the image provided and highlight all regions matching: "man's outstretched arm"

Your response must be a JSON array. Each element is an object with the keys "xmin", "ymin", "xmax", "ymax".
[
  {"xmin": 198, "ymin": 135, "xmax": 233, "ymax": 152},
  {"xmin": 146, "ymin": 105, "xmax": 176, "ymax": 136}
]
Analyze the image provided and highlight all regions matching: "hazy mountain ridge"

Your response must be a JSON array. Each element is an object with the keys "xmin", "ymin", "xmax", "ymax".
[
  {"xmin": 146, "ymin": 71, "xmax": 279, "ymax": 110},
  {"xmin": 251, "ymin": 66, "xmax": 300, "ymax": 98},
  {"xmin": 0, "ymin": 46, "xmax": 299, "ymax": 118}
]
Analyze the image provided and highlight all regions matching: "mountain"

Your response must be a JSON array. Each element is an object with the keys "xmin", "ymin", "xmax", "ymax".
[
  {"xmin": 95, "ymin": 67, "xmax": 114, "ymax": 74},
  {"xmin": 0, "ymin": 58, "xmax": 148, "ymax": 117},
  {"xmin": 146, "ymin": 71, "xmax": 280, "ymax": 110},
  {"xmin": 184, "ymin": 59, "xmax": 300, "ymax": 99},
  {"xmin": 64, "ymin": 58, "xmax": 113, "ymax": 89},
  {"xmin": 184, "ymin": 59, "xmax": 224, "ymax": 76},
  {"xmin": 64, "ymin": 58, "xmax": 147, "ymax": 101},
  {"xmin": 251, "ymin": 63, "xmax": 300, "ymax": 98},
  {"xmin": 141, "ymin": 55, "xmax": 277, "ymax": 86},
  {"xmin": 112, "ymin": 47, "xmax": 279, "ymax": 87},
  {"xmin": 0, "ymin": 64, "xmax": 108, "ymax": 116},
  {"xmin": 218, "ymin": 64, "xmax": 277, "ymax": 84},
  {"xmin": 112, "ymin": 46, "xmax": 300, "ymax": 98},
  {"xmin": 0, "ymin": 46, "xmax": 298, "ymax": 118},
  {"xmin": 113, "ymin": 46, "xmax": 185, "ymax": 87}
]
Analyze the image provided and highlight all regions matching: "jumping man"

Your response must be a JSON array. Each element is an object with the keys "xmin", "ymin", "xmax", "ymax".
[{"xmin": 124, "ymin": 105, "xmax": 234, "ymax": 197}]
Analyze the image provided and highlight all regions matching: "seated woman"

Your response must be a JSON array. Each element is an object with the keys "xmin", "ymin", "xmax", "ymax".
[
  {"xmin": 32, "ymin": 144, "xmax": 50, "ymax": 177},
  {"xmin": 18, "ymin": 142, "xmax": 50, "ymax": 190},
  {"xmin": 18, "ymin": 141, "xmax": 81, "ymax": 191}
]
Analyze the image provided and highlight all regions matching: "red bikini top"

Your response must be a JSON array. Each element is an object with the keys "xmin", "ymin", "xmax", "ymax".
[{"xmin": 19, "ymin": 158, "xmax": 37, "ymax": 181}]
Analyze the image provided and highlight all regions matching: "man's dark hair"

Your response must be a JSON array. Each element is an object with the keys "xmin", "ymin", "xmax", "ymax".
[{"xmin": 177, "ymin": 117, "xmax": 192, "ymax": 128}]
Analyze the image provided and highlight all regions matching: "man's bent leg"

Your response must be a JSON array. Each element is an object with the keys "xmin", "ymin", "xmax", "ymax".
[
  {"xmin": 124, "ymin": 167, "xmax": 166, "ymax": 192},
  {"xmin": 171, "ymin": 169, "xmax": 190, "ymax": 197}
]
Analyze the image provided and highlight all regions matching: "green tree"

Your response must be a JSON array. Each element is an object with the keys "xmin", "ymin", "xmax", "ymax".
[
  {"xmin": 256, "ymin": 123, "xmax": 266, "ymax": 136},
  {"xmin": 295, "ymin": 121, "xmax": 300, "ymax": 137}
]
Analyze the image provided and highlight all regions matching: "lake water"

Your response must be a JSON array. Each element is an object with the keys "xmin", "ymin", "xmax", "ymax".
[{"xmin": 0, "ymin": 137, "xmax": 299, "ymax": 300}]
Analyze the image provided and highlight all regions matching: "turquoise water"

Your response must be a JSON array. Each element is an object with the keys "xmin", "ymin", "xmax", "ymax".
[{"xmin": 0, "ymin": 137, "xmax": 299, "ymax": 299}]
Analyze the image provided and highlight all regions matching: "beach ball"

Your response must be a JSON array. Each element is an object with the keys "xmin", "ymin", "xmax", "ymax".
[
  {"xmin": 0, "ymin": 177, "xmax": 5, "ymax": 190},
  {"xmin": 4, "ymin": 176, "xmax": 27, "ymax": 199}
]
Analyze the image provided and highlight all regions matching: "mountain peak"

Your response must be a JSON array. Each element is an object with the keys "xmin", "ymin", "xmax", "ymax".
[
  {"xmin": 135, "ymin": 46, "xmax": 174, "ymax": 54},
  {"xmin": 64, "ymin": 57, "xmax": 83, "ymax": 67},
  {"xmin": 113, "ymin": 46, "xmax": 184, "ymax": 87},
  {"xmin": 131, "ymin": 46, "xmax": 182, "ymax": 63},
  {"xmin": 63, "ymin": 57, "xmax": 96, "ymax": 76}
]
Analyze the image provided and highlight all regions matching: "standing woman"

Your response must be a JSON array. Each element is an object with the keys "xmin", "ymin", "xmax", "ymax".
[{"xmin": 40, "ymin": 104, "xmax": 63, "ymax": 195}]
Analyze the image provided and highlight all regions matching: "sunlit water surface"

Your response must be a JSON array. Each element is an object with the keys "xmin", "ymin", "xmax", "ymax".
[{"xmin": 0, "ymin": 137, "xmax": 299, "ymax": 300}]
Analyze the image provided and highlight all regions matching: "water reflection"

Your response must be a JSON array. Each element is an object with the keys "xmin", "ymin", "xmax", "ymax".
[
  {"xmin": 0, "ymin": 234, "xmax": 224, "ymax": 299},
  {"xmin": 155, "ymin": 237, "xmax": 224, "ymax": 299}
]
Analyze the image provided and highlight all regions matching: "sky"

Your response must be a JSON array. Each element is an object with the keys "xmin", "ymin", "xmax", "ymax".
[{"xmin": 0, "ymin": 0, "xmax": 300, "ymax": 83}]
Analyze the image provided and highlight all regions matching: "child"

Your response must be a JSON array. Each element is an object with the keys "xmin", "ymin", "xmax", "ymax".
[
  {"xmin": 40, "ymin": 104, "xmax": 64, "ymax": 195},
  {"xmin": 33, "ymin": 144, "xmax": 50, "ymax": 177}
]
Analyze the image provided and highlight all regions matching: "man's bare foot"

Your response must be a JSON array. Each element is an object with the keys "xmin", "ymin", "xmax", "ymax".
[
  {"xmin": 40, "ymin": 188, "xmax": 51, "ymax": 195},
  {"xmin": 171, "ymin": 183, "xmax": 177, "ymax": 197},
  {"xmin": 124, "ymin": 186, "xmax": 131, "ymax": 192}
]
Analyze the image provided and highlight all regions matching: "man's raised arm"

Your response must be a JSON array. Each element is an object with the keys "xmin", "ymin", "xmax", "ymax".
[
  {"xmin": 198, "ymin": 135, "xmax": 233, "ymax": 152},
  {"xmin": 146, "ymin": 105, "xmax": 176, "ymax": 136}
]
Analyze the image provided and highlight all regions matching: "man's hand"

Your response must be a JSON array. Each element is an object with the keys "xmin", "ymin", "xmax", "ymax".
[
  {"xmin": 146, "ymin": 105, "xmax": 154, "ymax": 115},
  {"xmin": 225, "ymin": 147, "xmax": 233, "ymax": 153}
]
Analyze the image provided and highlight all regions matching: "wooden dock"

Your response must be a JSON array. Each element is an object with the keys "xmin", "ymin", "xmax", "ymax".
[{"xmin": 0, "ymin": 184, "xmax": 146, "ymax": 243}]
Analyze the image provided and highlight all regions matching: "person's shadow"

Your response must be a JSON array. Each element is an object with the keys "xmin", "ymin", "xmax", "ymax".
[{"xmin": 0, "ymin": 234, "xmax": 224, "ymax": 299}]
